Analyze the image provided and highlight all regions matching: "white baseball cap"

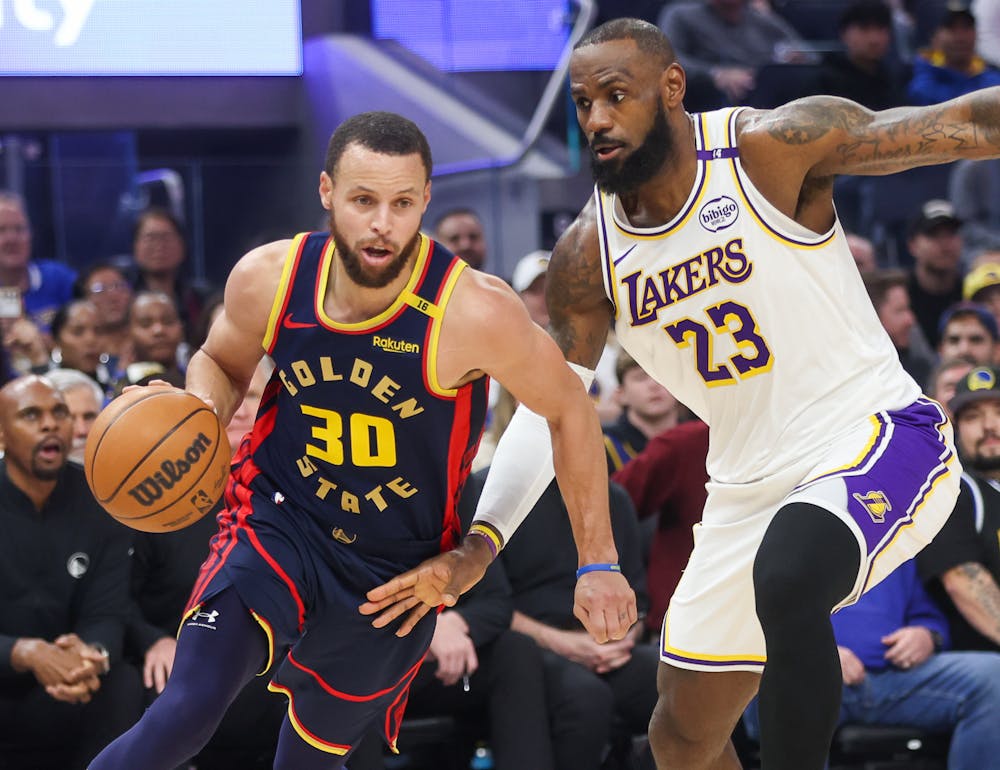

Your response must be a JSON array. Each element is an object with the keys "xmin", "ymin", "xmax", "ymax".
[{"xmin": 511, "ymin": 250, "xmax": 551, "ymax": 292}]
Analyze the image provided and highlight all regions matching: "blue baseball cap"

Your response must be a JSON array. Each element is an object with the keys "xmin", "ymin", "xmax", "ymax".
[{"xmin": 939, "ymin": 301, "xmax": 999, "ymax": 341}]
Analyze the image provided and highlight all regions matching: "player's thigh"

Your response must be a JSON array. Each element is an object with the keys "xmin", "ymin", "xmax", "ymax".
[{"xmin": 653, "ymin": 662, "xmax": 760, "ymax": 744}]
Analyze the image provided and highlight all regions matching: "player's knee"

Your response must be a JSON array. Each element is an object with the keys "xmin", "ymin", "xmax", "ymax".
[
  {"xmin": 149, "ymin": 683, "xmax": 229, "ymax": 748},
  {"xmin": 753, "ymin": 505, "xmax": 859, "ymax": 626},
  {"xmin": 648, "ymin": 694, "xmax": 719, "ymax": 767}
]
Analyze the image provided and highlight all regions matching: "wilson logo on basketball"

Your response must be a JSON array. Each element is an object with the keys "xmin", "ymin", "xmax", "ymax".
[{"xmin": 127, "ymin": 432, "xmax": 214, "ymax": 507}]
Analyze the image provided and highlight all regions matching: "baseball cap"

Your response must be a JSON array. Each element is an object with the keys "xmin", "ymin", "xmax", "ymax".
[
  {"xmin": 939, "ymin": 300, "xmax": 1000, "ymax": 340},
  {"xmin": 511, "ymin": 250, "xmax": 550, "ymax": 292},
  {"xmin": 963, "ymin": 262, "xmax": 1000, "ymax": 301},
  {"xmin": 839, "ymin": 0, "xmax": 892, "ymax": 31},
  {"xmin": 950, "ymin": 365, "xmax": 1000, "ymax": 415},
  {"xmin": 908, "ymin": 199, "xmax": 962, "ymax": 237},
  {"xmin": 940, "ymin": 0, "xmax": 975, "ymax": 27}
]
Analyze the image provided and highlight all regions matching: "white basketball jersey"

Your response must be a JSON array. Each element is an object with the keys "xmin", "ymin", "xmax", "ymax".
[{"xmin": 596, "ymin": 108, "xmax": 920, "ymax": 483}]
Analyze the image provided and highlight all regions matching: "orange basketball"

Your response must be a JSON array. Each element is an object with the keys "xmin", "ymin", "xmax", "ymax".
[{"xmin": 84, "ymin": 388, "xmax": 230, "ymax": 532}]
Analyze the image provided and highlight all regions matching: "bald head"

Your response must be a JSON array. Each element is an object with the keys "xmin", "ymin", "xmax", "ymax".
[
  {"xmin": 0, "ymin": 375, "xmax": 71, "ymax": 484},
  {"xmin": 0, "ymin": 375, "xmax": 56, "ymax": 416},
  {"xmin": 574, "ymin": 17, "xmax": 675, "ymax": 69}
]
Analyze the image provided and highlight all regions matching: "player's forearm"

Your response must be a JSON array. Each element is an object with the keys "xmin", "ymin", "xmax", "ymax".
[
  {"xmin": 549, "ymin": 394, "xmax": 618, "ymax": 565},
  {"xmin": 943, "ymin": 563, "xmax": 1000, "ymax": 646},
  {"xmin": 185, "ymin": 347, "xmax": 245, "ymax": 426}
]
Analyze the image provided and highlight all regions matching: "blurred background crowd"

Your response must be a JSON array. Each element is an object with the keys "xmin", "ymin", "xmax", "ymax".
[{"xmin": 5, "ymin": 1, "xmax": 1000, "ymax": 769}]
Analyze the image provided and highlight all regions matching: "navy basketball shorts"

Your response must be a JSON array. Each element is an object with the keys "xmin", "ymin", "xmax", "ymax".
[{"xmin": 186, "ymin": 471, "xmax": 437, "ymax": 757}]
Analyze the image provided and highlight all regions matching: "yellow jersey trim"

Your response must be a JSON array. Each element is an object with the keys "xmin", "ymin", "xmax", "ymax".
[
  {"xmin": 314, "ymin": 234, "xmax": 431, "ymax": 332},
  {"xmin": 263, "ymin": 233, "xmax": 309, "ymax": 352}
]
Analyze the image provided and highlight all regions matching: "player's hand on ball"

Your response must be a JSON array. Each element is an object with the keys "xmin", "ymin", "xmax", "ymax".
[
  {"xmin": 574, "ymin": 571, "xmax": 638, "ymax": 643},
  {"xmin": 360, "ymin": 535, "xmax": 494, "ymax": 636},
  {"xmin": 121, "ymin": 379, "xmax": 176, "ymax": 394}
]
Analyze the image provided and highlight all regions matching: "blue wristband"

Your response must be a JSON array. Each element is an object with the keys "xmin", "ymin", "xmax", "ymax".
[{"xmin": 576, "ymin": 562, "xmax": 622, "ymax": 579}]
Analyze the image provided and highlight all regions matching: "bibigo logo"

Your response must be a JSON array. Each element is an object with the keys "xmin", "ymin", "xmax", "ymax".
[{"xmin": 698, "ymin": 195, "xmax": 739, "ymax": 232}]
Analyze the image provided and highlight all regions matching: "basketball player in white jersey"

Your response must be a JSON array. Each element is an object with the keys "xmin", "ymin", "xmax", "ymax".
[{"xmin": 363, "ymin": 17, "xmax": 1000, "ymax": 770}]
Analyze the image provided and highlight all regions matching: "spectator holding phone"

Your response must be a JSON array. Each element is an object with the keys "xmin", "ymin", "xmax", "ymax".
[{"xmin": 0, "ymin": 192, "xmax": 76, "ymax": 332}]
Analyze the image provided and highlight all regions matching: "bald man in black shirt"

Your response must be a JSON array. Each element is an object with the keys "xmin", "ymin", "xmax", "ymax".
[{"xmin": 0, "ymin": 375, "xmax": 140, "ymax": 769}]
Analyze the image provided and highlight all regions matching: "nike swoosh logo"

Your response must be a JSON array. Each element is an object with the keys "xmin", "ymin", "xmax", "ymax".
[
  {"xmin": 613, "ymin": 244, "xmax": 637, "ymax": 266},
  {"xmin": 283, "ymin": 314, "xmax": 317, "ymax": 330}
]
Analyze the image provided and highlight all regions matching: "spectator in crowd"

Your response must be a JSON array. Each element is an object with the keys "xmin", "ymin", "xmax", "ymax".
[
  {"xmin": 906, "ymin": 199, "xmax": 965, "ymax": 348},
  {"xmin": 862, "ymin": 269, "xmax": 937, "ymax": 385},
  {"xmin": 816, "ymin": 0, "xmax": 910, "ymax": 110},
  {"xmin": 511, "ymin": 250, "xmax": 551, "ymax": 329},
  {"xmin": 847, "ymin": 232, "xmax": 878, "ymax": 272},
  {"xmin": 611, "ymin": 418, "xmax": 709, "ymax": 634},
  {"xmin": 950, "ymin": 159, "xmax": 1000, "ymax": 259},
  {"xmin": 0, "ymin": 191, "xmax": 77, "ymax": 332},
  {"xmin": 113, "ymin": 291, "xmax": 185, "ymax": 392},
  {"xmin": 461, "ymin": 470, "xmax": 657, "ymax": 770},
  {"xmin": 603, "ymin": 351, "xmax": 682, "ymax": 471},
  {"xmin": 918, "ymin": 364, "xmax": 1000, "ymax": 651},
  {"xmin": 744, "ymin": 561, "xmax": 1000, "ymax": 769},
  {"xmin": 75, "ymin": 262, "xmax": 134, "ymax": 376},
  {"xmin": 926, "ymin": 356, "xmax": 975, "ymax": 418},
  {"xmin": 126, "ymin": 358, "xmax": 285, "ymax": 769},
  {"xmin": 907, "ymin": 1, "xmax": 1000, "ymax": 105},
  {"xmin": 658, "ymin": 0, "xmax": 806, "ymax": 106},
  {"xmin": 433, "ymin": 208, "xmax": 488, "ymax": 271},
  {"xmin": 511, "ymin": 248, "xmax": 623, "ymax": 423},
  {"xmin": 0, "ymin": 375, "xmax": 139, "ymax": 769},
  {"xmin": 937, "ymin": 300, "xmax": 999, "ymax": 364},
  {"xmin": 131, "ymin": 208, "xmax": 208, "ymax": 338},
  {"xmin": 963, "ymin": 259, "xmax": 1000, "ymax": 330},
  {"xmin": 45, "ymin": 368, "xmax": 104, "ymax": 465},
  {"xmin": 48, "ymin": 300, "xmax": 110, "ymax": 393},
  {"xmin": 2, "ymin": 314, "xmax": 52, "ymax": 376}
]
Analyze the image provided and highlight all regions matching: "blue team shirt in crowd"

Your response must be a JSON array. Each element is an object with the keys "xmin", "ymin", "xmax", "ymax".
[{"xmin": 831, "ymin": 559, "xmax": 950, "ymax": 672}]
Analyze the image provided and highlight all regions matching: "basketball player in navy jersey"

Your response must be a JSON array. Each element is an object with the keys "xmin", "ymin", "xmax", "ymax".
[
  {"xmin": 366, "ymin": 19, "xmax": 1000, "ymax": 770},
  {"xmin": 88, "ymin": 112, "xmax": 635, "ymax": 770}
]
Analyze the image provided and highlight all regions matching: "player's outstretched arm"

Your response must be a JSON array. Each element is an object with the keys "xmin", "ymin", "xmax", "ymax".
[
  {"xmin": 363, "ymin": 206, "xmax": 637, "ymax": 642},
  {"xmin": 186, "ymin": 241, "xmax": 289, "ymax": 426},
  {"xmin": 743, "ymin": 88, "xmax": 1000, "ymax": 181}
]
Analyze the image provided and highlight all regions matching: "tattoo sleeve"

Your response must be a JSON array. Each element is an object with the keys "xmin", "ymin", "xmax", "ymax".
[
  {"xmin": 946, "ymin": 562, "xmax": 1000, "ymax": 645},
  {"xmin": 761, "ymin": 89, "xmax": 1000, "ymax": 176},
  {"xmin": 544, "ymin": 203, "xmax": 613, "ymax": 369}
]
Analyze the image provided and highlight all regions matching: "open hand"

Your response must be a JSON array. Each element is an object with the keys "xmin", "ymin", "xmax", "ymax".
[{"xmin": 360, "ymin": 536, "xmax": 494, "ymax": 636}]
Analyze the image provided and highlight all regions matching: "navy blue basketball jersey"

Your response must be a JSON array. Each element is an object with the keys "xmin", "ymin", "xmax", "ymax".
[{"xmin": 244, "ymin": 232, "xmax": 487, "ymax": 565}]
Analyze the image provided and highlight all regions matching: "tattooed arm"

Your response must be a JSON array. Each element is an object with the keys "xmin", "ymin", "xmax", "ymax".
[
  {"xmin": 749, "ymin": 90, "xmax": 1000, "ymax": 176},
  {"xmin": 941, "ymin": 561, "xmax": 1000, "ymax": 647},
  {"xmin": 735, "ymin": 89, "xmax": 1000, "ymax": 228},
  {"xmin": 546, "ymin": 197, "xmax": 615, "ymax": 367}
]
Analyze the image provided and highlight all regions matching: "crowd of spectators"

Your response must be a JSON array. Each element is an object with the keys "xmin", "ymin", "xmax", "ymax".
[{"xmin": 6, "ymin": 1, "xmax": 1000, "ymax": 767}]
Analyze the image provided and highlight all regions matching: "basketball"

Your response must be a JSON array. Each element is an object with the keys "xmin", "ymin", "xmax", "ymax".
[{"xmin": 84, "ymin": 388, "xmax": 231, "ymax": 532}]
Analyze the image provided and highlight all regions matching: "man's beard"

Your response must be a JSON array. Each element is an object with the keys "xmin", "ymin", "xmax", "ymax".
[
  {"xmin": 31, "ymin": 448, "xmax": 64, "ymax": 480},
  {"xmin": 590, "ymin": 102, "xmax": 673, "ymax": 197},
  {"xmin": 329, "ymin": 214, "xmax": 420, "ymax": 289},
  {"xmin": 966, "ymin": 449, "xmax": 1000, "ymax": 473}
]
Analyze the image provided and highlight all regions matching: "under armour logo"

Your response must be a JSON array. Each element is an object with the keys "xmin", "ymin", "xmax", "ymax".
[{"xmin": 191, "ymin": 609, "xmax": 219, "ymax": 624}]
